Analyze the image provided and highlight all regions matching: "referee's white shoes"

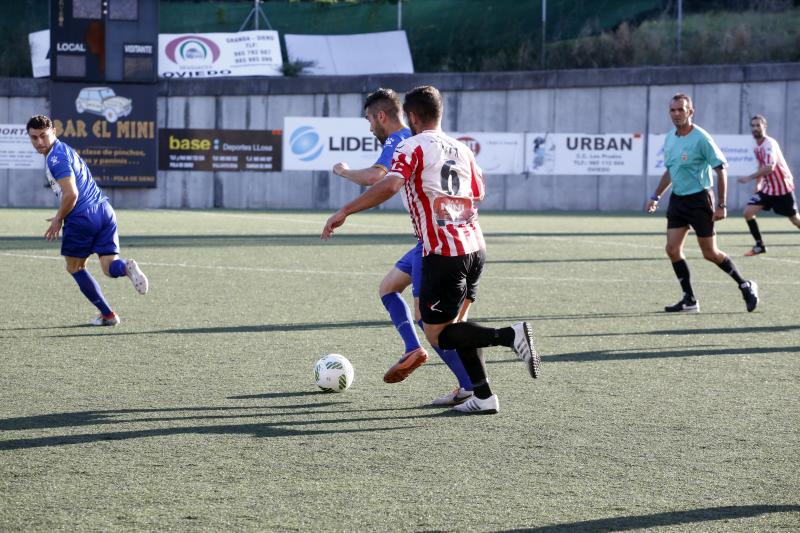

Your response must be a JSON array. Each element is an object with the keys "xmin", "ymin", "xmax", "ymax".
[
  {"xmin": 664, "ymin": 296, "xmax": 700, "ymax": 313},
  {"xmin": 432, "ymin": 387, "xmax": 474, "ymax": 406},
  {"xmin": 511, "ymin": 321, "xmax": 541, "ymax": 378},
  {"xmin": 126, "ymin": 259, "xmax": 149, "ymax": 295},
  {"xmin": 452, "ymin": 394, "xmax": 499, "ymax": 414}
]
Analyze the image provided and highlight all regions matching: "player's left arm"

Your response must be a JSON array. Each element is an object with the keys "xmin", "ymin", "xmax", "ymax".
[
  {"xmin": 45, "ymin": 175, "xmax": 78, "ymax": 241},
  {"xmin": 713, "ymin": 165, "xmax": 728, "ymax": 221},
  {"xmin": 321, "ymin": 175, "xmax": 404, "ymax": 240}
]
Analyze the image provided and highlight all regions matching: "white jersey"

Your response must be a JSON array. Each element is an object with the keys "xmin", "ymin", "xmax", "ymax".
[
  {"xmin": 754, "ymin": 136, "xmax": 794, "ymax": 196},
  {"xmin": 387, "ymin": 130, "xmax": 485, "ymax": 257}
]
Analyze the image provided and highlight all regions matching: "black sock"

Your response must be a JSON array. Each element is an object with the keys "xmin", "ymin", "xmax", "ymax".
[
  {"xmin": 717, "ymin": 256, "xmax": 746, "ymax": 285},
  {"xmin": 671, "ymin": 260, "xmax": 694, "ymax": 300},
  {"xmin": 746, "ymin": 219, "xmax": 764, "ymax": 247},
  {"xmin": 438, "ymin": 321, "xmax": 515, "ymax": 351},
  {"xmin": 456, "ymin": 348, "xmax": 492, "ymax": 399}
]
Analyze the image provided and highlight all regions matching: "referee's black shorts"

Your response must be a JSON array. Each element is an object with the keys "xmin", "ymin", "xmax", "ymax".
[
  {"xmin": 666, "ymin": 189, "xmax": 715, "ymax": 238},
  {"xmin": 746, "ymin": 191, "xmax": 798, "ymax": 217},
  {"xmin": 420, "ymin": 250, "xmax": 485, "ymax": 325}
]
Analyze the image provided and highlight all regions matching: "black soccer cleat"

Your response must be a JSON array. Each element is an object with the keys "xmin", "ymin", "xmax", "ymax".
[
  {"xmin": 664, "ymin": 296, "xmax": 699, "ymax": 313},
  {"xmin": 740, "ymin": 280, "xmax": 759, "ymax": 312}
]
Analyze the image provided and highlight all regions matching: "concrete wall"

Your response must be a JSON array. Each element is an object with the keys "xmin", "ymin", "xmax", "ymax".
[{"xmin": 2, "ymin": 63, "xmax": 799, "ymax": 211}]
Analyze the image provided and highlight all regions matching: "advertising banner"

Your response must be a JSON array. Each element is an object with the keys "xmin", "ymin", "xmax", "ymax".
[
  {"xmin": 450, "ymin": 132, "xmax": 525, "ymax": 175},
  {"xmin": 284, "ymin": 31, "xmax": 413, "ymax": 75},
  {"xmin": 524, "ymin": 133, "xmax": 645, "ymax": 175},
  {"xmin": 283, "ymin": 117, "xmax": 382, "ymax": 171},
  {"xmin": 158, "ymin": 128, "xmax": 282, "ymax": 171},
  {"xmin": 647, "ymin": 134, "xmax": 757, "ymax": 177},
  {"xmin": 159, "ymin": 31, "xmax": 283, "ymax": 78},
  {"xmin": 0, "ymin": 124, "xmax": 42, "ymax": 170},
  {"xmin": 50, "ymin": 82, "xmax": 157, "ymax": 187}
]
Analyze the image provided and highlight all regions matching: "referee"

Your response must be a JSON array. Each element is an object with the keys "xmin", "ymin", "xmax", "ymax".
[{"xmin": 645, "ymin": 93, "xmax": 758, "ymax": 313}]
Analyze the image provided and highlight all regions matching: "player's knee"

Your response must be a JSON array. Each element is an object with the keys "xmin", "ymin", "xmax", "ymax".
[
  {"xmin": 437, "ymin": 324, "xmax": 459, "ymax": 350},
  {"xmin": 66, "ymin": 264, "xmax": 84, "ymax": 274},
  {"xmin": 702, "ymin": 249, "xmax": 721, "ymax": 262},
  {"xmin": 665, "ymin": 244, "xmax": 681, "ymax": 259}
]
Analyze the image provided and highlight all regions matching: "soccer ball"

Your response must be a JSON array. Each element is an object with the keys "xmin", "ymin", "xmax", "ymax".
[{"xmin": 314, "ymin": 354, "xmax": 354, "ymax": 392}]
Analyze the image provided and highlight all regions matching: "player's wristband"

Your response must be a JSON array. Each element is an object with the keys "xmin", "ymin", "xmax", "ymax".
[
  {"xmin": 718, "ymin": 203, "xmax": 727, "ymax": 208},
  {"xmin": 649, "ymin": 194, "xmax": 660, "ymax": 202}
]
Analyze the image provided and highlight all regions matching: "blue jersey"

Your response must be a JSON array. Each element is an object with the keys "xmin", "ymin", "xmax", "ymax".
[
  {"xmin": 46, "ymin": 139, "xmax": 107, "ymax": 217},
  {"xmin": 663, "ymin": 125, "xmax": 727, "ymax": 196},
  {"xmin": 374, "ymin": 127, "xmax": 412, "ymax": 171}
]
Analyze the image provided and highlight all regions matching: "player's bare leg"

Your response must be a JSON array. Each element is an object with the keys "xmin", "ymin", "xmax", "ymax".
[
  {"xmin": 697, "ymin": 235, "xmax": 759, "ymax": 312},
  {"xmin": 664, "ymin": 227, "xmax": 699, "ymax": 312},
  {"xmin": 99, "ymin": 253, "xmax": 148, "ymax": 294},
  {"xmin": 743, "ymin": 204, "xmax": 767, "ymax": 255},
  {"xmin": 380, "ymin": 268, "xmax": 429, "ymax": 383},
  {"xmin": 789, "ymin": 213, "xmax": 800, "ymax": 229},
  {"xmin": 65, "ymin": 256, "xmax": 119, "ymax": 325}
]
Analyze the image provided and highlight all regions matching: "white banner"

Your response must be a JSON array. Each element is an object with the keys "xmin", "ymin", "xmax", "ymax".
[
  {"xmin": 284, "ymin": 31, "xmax": 413, "ymax": 75},
  {"xmin": 647, "ymin": 134, "xmax": 757, "ymax": 177},
  {"xmin": 28, "ymin": 29, "xmax": 50, "ymax": 78},
  {"xmin": 283, "ymin": 117, "xmax": 382, "ymax": 171},
  {"xmin": 524, "ymin": 133, "xmax": 645, "ymax": 175},
  {"xmin": 0, "ymin": 124, "xmax": 42, "ymax": 170},
  {"xmin": 158, "ymin": 31, "xmax": 282, "ymax": 78},
  {"xmin": 450, "ymin": 132, "xmax": 525, "ymax": 175}
]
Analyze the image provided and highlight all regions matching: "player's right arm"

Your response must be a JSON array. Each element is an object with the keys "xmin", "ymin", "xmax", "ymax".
[
  {"xmin": 45, "ymin": 174, "xmax": 78, "ymax": 241},
  {"xmin": 645, "ymin": 170, "xmax": 672, "ymax": 213},
  {"xmin": 332, "ymin": 162, "xmax": 386, "ymax": 186}
]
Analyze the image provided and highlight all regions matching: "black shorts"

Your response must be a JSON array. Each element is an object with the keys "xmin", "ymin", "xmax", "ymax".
[
  {"xmin": 747, "ymin": 191, "xmax": 798, "ymax": 217},
  {"xmin": 666, "ymin": 189, "xmax": 715, "ymax": 238},
  {"xmin": 420, "ymin": 250, "xmax": 485, "ymax": 324}
]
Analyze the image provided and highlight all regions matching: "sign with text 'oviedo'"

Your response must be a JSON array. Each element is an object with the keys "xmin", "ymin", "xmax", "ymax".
[
  {"xmin": 283, "ymin": 117, "xmax": 382, "ymax": 171},
  {"xmin": 524, "ymin": 133, "xmax": 645, "ymax": 175}
]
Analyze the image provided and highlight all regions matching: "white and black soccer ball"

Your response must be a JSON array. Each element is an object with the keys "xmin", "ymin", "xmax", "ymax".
[{"xmin": 314, "ymin": 354, "xmax": 354, "ymax": 392}]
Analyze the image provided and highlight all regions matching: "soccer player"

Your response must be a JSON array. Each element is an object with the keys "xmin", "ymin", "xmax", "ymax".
[
  {"xmin": 332, "ymin": 88, "xmax": 474, "ymax": 404},
  {"xmin": 322, "ymin": 85, "xmax": 539, "ymax": 415},
  {"xmin": 737, "ymin": 114, "xmax": 799, "ymax": 255},
  {"xmin": 645, "ymin": 94, "xmax": 758, "ymax": 313},
  {"xmin": 27, "ymin": 114, "xmax": 149, "ymax": 326}
]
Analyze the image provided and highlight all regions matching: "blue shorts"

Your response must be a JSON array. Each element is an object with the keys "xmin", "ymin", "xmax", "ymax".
[
  {"xmin": 61, "ymin": 201, "xmax": 120, "ymax": 258},
  {"xmin": 395, "ymin": 241, "xmax": 423, "ymax": 297}
]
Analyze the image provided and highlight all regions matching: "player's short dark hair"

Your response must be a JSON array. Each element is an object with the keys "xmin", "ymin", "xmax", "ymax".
[
  {"xmin": 403, "ymin": 85, "xmax": 443, "ymax": 124},
  {"xmin": 671, "ymin": 93, "xmax": 693, "ymax": 110},
  {"xmin": 364, "ymin": 88, "xmax": 402, "ymax": 118},
  {"xmin": 26, "ymin": 114, "xmax": 53, "ymax": 132},
  {"xmin": 751, "ymin": 114, "xmax": 767, "ymax": 127}
]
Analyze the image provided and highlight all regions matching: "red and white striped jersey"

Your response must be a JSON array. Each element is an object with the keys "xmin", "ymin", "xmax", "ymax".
[
  {"xmin": 387, "ymin": 129, "xmax": 486, "ymax": 257},
  {"xmin": 754, "ymin": 136, "xmax": 795, "ymax": 195}
]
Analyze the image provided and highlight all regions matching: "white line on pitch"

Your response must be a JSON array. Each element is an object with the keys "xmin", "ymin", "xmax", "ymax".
[{"xmin": 4, "ymin": 251, "xmax": 800, "ymax": 285}]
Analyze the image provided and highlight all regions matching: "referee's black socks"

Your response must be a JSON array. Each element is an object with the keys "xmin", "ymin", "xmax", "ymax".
[
  {"xmin": 717, "ymin": 256, "xmax": 746, "ymax": 285},
  {"xmin": 671, "ymin": 259, "xmax": 695, "ymax": 300},
  {"xmin": 438, "ymin": 322, "xmax": 515, "ymax": 351}
]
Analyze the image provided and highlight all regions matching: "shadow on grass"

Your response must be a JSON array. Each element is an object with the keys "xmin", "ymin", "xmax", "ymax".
[
  {"xmin": 503, "ymin": 504, "xmax": 800, "ymax": 532},
  {"xmin": 546, "ymin": 345, "xmax": 800, "ymax": 363},
  {"xmin": 555, "ymin": 324, "xmax": 800, "ymax": 338},
  {"xmin": 0, "ymin": 401, "xmax": 456, "ymax": 451},
  {"xmin": 489, "ymin": 257, "xmax": 661, "ymax": 265}
]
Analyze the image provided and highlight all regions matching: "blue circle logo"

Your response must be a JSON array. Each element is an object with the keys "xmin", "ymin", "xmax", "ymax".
[{"xmin": 290, "ymin": 126, "xmax": 323, "ymax": 161}]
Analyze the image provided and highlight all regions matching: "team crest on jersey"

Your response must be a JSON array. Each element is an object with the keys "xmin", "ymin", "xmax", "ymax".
[
  {"xmin": 50, "ymin": 155, "xmax": 59, "ymax": 165},
  {"xmin": 681, "ymin": 153, "xmax": 688, "ymax": 161}
]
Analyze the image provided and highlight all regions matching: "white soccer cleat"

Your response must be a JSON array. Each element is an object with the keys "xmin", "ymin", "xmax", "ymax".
[
  {"xmin": 511, "ymin": 321, "xmax": 541, "ymax": 378},
  {"xmin": 452, "ymin": 394, "xmax": 499, "ymax": 414},
  {"xmin": 431, "ymin": 387, "xmax": 474, "ymax": 406},
  {"xmin": 126, "ymin": 259, "xmax": 149, "ymax": 295},
  {"xmin": 91, "ymin": 314, "xmax": 120, "ymax": 326}
]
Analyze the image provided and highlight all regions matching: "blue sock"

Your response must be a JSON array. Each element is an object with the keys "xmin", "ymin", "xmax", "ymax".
[
  {"xmin": 419, "ymin": 320, "xmax": 473, "ymax": 390},
  {"xmin": 109, "ymin": 259, "xmax": 127, "ymax": 278},
  {"xmin": 381, "ymin": 293, "xmax": 421, "ymax": 353},
  {"xmin": 71, "ymin": 270, "xmax": 113, "ymax": 316}
]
